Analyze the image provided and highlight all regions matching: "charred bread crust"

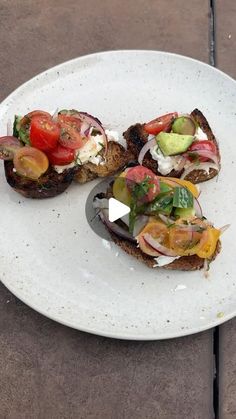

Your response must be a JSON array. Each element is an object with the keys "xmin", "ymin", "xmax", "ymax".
[
  {"xmin": 4, "ymin": 160, "xmax": 76, "ymax": 199},
  {"xmin": 123, "ymin": 108, "xmax": 220, "ymax": 183},
  {"xmin": 110, "ymin": 232, "xmax": 221, "ymax": 271},
  {"xmin": 187, "ymin": 109, "xmax": 220, "ymax": 183},
  {"xmin": 74, "ymin": 140, "xmax": 133, "ymax": 184}
]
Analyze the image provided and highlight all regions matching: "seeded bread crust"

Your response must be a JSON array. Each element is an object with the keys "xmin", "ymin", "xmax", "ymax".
[{"xmin": 123, "ymin": 108, "xmax": 220, "ymax": 183}]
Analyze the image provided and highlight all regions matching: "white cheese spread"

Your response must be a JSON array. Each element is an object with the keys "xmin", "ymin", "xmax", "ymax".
[
  {"xmin": 53, "ymin": 161, "xmax": 77, "ymax": 174},
  {"xmin": 154, "ymin": 255, "xmax": 180, "ymax": 267},
  {"xmin": 195, "ymin": 126, "xmax": 208, "ymax": 141},
  {"xmin": 150, "ymin": 146, "xmax": 184, "ymax": 176}
]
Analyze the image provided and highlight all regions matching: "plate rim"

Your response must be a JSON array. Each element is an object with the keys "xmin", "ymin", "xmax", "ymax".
[
  {"xmin": 1, "ymin": 277, "xmax": 235, "ymax": 341},
  {"xmin": 1, "ymin": 49, "xmax": 235, "ymax": 340},
  {"xmin": 0, "ymin": 49, "xmax": 236, "ymax": 113}
]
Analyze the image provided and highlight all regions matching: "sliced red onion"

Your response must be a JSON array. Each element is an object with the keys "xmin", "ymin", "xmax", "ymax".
[
  {"xmin": 143, "ymin": 233, "xmax": 178, "ymax": 257},
  {"xmin": 133, "ymin": 215, "xmax": 149, "ymax": 237},
  {"xmin": 52, "ymin": 108, "xmax": 59, "ymax": 121},
  {"xmin": 7, "ymin": 119, "xmax": 12, "ymax": 136},
  {"xmin": 176, "ymin": 223, "xmax": 204, "ymax": 231},
  {"xmin": 99, "ymin": 209, "xmax": 135, "ymax": 242},
  {"xmin": 79, "ymin": 112, "xmax": 108, "ymax": 154},
  {"xmin": 181, "ymin": 162, "xmax": 220, "ymax": 179},
  {"xmin": 80, "ymin": 121, "xmax": 91, "ymax": 137},
  {"xmin": 220, "ymin": 224, "xmax": 230, "ymax": 234},
  {"xmin": 193, "ymin": 197, "xmax": 203, "ymax": 218},
  {"xmin": 158, "ymin": 214, "xmax": 175, "ymax": 224},
  {"xmin": 0, "ymin": 136, "xmax": 23, "ymax": 160},
  {"xmin": 203, "ymin": 258, "xmax": 210, "ymax": 277},
  {"xmin": 175, "ymin": 156, "xmax": 187, "ymax": 172},
  {"xmin": 138, "ymin": 137, "xmax": 157, "ymax": 165},
  {"xmin": 186, "ymin": 149, "xmax": 219, "ymax": 166},
  {"xmin": 141, "ymin": 236, "xmax": 162, "ymax": 256},
  {"xmin": 93, "ymin": 197, "xmax": 108, "ymax": 210}
]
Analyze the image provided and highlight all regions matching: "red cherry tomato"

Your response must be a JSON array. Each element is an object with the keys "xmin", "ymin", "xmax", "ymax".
[
  {"xmin": 46, "ymin": 144, "xmax": 75, "ymax": 165},
  {"xmin": 144, "ymin": 112, "xmax": 178, "ymax": 135},
  {"xmin": 30, "ymin": 116, "xmax": 60, "ymax": 151},
  {"xmin": 188, "ymin": 140, "xmax": 218, "ymax": 162},
  {"xmin": 125, "ymin": 166, "xmax": 160, "ymax": 202},
  {"xmin": 58, "ymin": 113, "xmax": 81, "ymax": 129},
  {"xmin": 27, "ymin": 110, "xmax": 51, "ymax": 119},
  {"xmin": 20, "ymin": 110, "xmax": 51, "ymax": 130},
  {"xmin": 58, "ymin": 121, "xmax": 85, "ymax": 150},
  {"xmin": 0, "ymin": 136, "xmax": 23, "ymax": 160}
]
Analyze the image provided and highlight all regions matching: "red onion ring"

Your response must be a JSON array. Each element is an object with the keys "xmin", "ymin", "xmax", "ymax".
[
  {"xmin": 80, "ymin": 121, "xmax": 91, "ymax": 137},
  {"xmin": 186, "ymin": 149, "xmax": 219, "ymax": 165},
  {"xmin": 193, "ymin": 197, "xmax": 203, "ymax": 218},
  {"xmin": 220, "ymin": 224, "xmax": 230, "ymax": 234},
  {"xmin": 175, "ymin": 156, "xmax": 187, "ymax": 172},
  {"xmin": 181, "ymin": 162, "xmax": 219, "ymax": 179},
  {"xmin": 143, "ymin": 233, "xmax": 178, "ymax": 257},
  {"xmin": 52, "ymin": 108, "xmax": 59, "ymax": 121},
  {"xmin": 79, "ymin": 112, "xmax": 108, "ymax": 154},
  {"xmin": 141, "ymin": 236, "xmax": 162, "ymax": 256},
  {"xmin": 158, "ymin": 214, "xmax": 175, "ymax": 224},
  {"xmin": 100, "ymin": 209, "xmax": 135, "ymax": 242},
  {"xmin": 7, "ymin": 119, "xmax": 12, "ymax": 136},
  {"xmin": 138, "ymin": 137, "xmax": 157, "ymax": 165}
]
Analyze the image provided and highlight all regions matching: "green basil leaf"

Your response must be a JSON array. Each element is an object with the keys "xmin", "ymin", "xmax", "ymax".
[{"xmin": 146, "ymin": 194, "xmax": 173, "ymax": 215}]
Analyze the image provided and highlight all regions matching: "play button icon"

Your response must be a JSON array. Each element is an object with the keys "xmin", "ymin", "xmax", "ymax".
[{"xmin": 108, "ymin": 197, "xmax": 130, "ymax": 222}]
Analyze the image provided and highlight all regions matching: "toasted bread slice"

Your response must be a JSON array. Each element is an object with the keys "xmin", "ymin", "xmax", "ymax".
[
  {"xmin": 4, "ymin": 160, "xmax": 76, "ymax": 199},
  {"xmin": 110, "ymin": 232, "xmax": 221, "ymax": 270},
  {"xmin": 123, "ymin": 109, "xmax": 220, "ymax": 183},
  {"xmin": 74, "ymin": 140, "xmax": 133, "ymax": 184}
]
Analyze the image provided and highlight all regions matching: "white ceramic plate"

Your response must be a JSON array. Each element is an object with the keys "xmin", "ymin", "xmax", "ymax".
[{"xmin": 0, "ymin": 50, "xmax": 235, "ymax": 340}]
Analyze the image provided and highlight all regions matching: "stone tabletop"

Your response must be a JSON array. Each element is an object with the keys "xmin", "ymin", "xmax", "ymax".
[{"xmin": 0, "ymin": 1, "xmax": 235, "ymax": 418}]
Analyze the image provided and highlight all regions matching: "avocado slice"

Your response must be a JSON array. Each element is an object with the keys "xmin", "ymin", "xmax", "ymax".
[
  {"xmin": 172, "ymin": 116, "xmax": 196, "ymax": 136},
  {"xmin": 157, "ymin": 132, "xmax": 194, "ymax": 156},
  {"xmin": 174, "ymin": 207, "xmax": 196, "ymax": 218}
]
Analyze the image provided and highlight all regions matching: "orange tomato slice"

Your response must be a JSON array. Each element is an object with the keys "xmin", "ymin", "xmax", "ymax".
[
  {"xmin": 159, "ymin": 176, "xmax": 200, "ymax": 198},
  {"xmin": 137, "ymin": 220, "xmax": 169, "ymax": 255},
  {"xmin": 13, "ymin": 146, "xmax": 49, "ymax": 180},
  {"xmin": 197, "ymin": 227, "xmax": 220, "ymax": 259}
]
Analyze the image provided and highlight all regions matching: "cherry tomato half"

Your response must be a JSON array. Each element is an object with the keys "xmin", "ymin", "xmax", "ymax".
[
  {"xmin": 196, "ymin": 227, "xmax": 220, "ymax": 259},
  {"xmin": 30, "ymin": 116, "xmax": 60, "ymax": 151},
  {"xmin": 0, "ymin": 136, "xmax": 23, "ymax": 160},
  {"xmin": 59, "ymin": 121, "xmax": 85, "ymax": 150},
  {"xmin": 13, "ymin": 146, "xmax": 49, "ymax": 180},
  {"xmin": 125, "ymin": 166, "xmax": 160, "ymax": 202},
  {"xmin": 20, "ymin": 110, "xmax": 51, "ymax": 130},
  {"xmin": 144, "ymin": 112, "xmax": 178, "ymax": 135},
  {"xmin": 58, "ymin": 113, "xmax": 81, "ymax": 129},
  {"xmin": 188, "ymin": 140, "xmax": 218, "ymax": 162},
  {"xmin": 47, "ymin": 144, "xmax": 75, "ymax": 166},
  {"xmin": 137, "ymin": 220, "xmax": 168, "ymax": 255}
]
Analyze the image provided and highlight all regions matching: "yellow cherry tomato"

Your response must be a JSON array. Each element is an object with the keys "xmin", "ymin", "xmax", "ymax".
[
  {"xmin": 112, "ymin": 171, "xmax": 131, "ymax": 206},
  {"xmin": 197, "ymin": 227, "xmax": 220, "ymax": 259},
  {"xmin": 159, "ymin": 176, "xmax": 200, "ymax": 198},
  {"xmin": 13, "ymin": 146, "xmax": 49, "ymax": 180},
  {"xmin": 137, "ymin": 220, "xmax": 169, "ymax": 255}
]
